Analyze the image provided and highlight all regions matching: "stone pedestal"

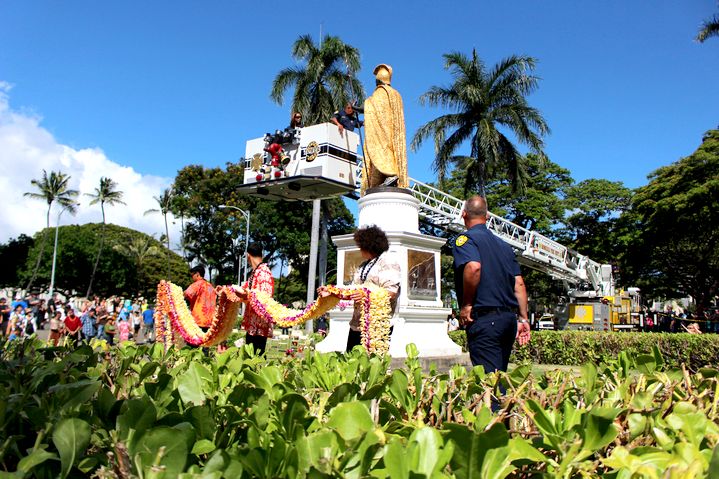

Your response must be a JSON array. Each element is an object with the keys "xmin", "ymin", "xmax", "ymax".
[{"xmin": 316, "ymin": 188, "xmax": 463, "ymax": 358}]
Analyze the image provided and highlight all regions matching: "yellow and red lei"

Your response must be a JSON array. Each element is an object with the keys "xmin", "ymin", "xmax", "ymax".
[{"xmin": 154, "ymin": 281, "xmax": 392, "ymax": 354}]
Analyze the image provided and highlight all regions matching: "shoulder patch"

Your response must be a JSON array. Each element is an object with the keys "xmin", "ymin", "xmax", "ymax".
[{"xmin": 455, "ymin": 235, "xmax": 468, "ymax": 247}]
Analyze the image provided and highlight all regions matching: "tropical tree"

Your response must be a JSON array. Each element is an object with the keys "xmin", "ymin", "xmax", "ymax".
[
  {"xmin": 145, "ymin": 188, "xmax": 173, "ymax": 278},
  {"xmin": 697, "ymin": 7, "xmax": 719, "ymax": 42},
  {"xmin": 171, "ymin": 191, "xmax": 190, "ymax": 260},
  {"xmin": 270, "ymin": 34, "xmax": 365, "ymax": 125},
  {"xmin": 23, "ymin": 170, "xmax": 79, "ymax": 290},
  {"xmin": 20, "ymin": 223, "xmax": 186, "ymax": 297},
  {"xmin": 411, "ymin": 50, "xmax": 550, "ymax": 197},
  {"xmin": 85, "ymin": 177, "xmax": 125, "ymax": 297},
  {"xmin": 113, "ymin": 236, "xmax": 162, "ymax": 295},
  {"xmin": 629, "ymin": 129, "xmax": 719, "ymax": 313},
  {"xmin": 0, "ymin": 235, "xmax": 34, "ymax": 288},
  {"xmin": 483, "ymin": 154, "xmax": 573, "ymax": 234}
]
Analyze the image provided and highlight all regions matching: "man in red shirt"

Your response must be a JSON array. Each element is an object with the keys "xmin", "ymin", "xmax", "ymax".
[
  {"xmin": 184, "ymin": 265, "xmax": 217, "ymax": 329},
  {"xmin": 63, "ymin": 306, "xmax": 82, "ymax": 345}
]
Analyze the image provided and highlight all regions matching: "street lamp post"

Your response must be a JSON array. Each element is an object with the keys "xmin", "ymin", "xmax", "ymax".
[
  {"xmin": 49, "ymin": 204, "xmax": 77, "ymax": 299},
  {"xmin": 218, "ymin": 205, "xmax": 251, "ymax": 284}
]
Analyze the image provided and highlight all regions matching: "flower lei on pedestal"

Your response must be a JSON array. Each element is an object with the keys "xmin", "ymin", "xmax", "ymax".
[
  {"xmin": 154, "ymin": 280, "xmax": 243, "ymax": 348},
  {"xmin": 248, "ymin": 284, "xmax": 391, "ymax": 354}
]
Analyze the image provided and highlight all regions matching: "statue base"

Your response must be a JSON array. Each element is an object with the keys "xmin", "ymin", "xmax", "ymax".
[{"xmin": 316, "ymin": 189, "xmax": 464, "ymax": 359}]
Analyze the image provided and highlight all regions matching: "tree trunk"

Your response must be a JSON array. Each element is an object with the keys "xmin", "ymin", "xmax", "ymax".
[
  {"xmin": 180, "ymin": 214, "xmax": 187, "ymax": 260},
  {"xmin": 86, "ymin": 205, "xmax": 106, "ymax": 297},
  {"xmin": 478, "ymin": 160, "xmax": 487, "ymax": 198},
  {"xmin": 26, "ymin": 204, "xmax": 52, "ymax": 291},
  {"xmin": 164, "ymin": 213, "xmax": 171, "ymax": 279}
]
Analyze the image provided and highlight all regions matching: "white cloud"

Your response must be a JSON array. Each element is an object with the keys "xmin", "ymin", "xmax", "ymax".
[{"xmin": 0, "ymin": 82, "xmax": 180, "ymax": 245}]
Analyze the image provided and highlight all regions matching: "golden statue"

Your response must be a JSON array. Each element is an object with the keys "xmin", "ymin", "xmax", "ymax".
[{"xmin": 362, "ymin": 64, "xmax": 409, "ymax": 194}]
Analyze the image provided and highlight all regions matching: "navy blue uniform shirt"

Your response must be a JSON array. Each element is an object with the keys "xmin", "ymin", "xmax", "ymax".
[
  {"xmin": 452, "ymin": 224, "xmax": 521, "ymax": 309},
  {"xmin": 333, "ymin": 110, "xmax": 362, "ymax": 131}
]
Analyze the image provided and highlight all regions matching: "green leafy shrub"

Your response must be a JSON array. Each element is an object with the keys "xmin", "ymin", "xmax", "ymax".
[
  {"xmin": 1, "ymin": 337, "xmax": 719, "ymax": 478},
  {"xmin": 449, "ymin": 329, "xmax": 719, "ymax": 369}
]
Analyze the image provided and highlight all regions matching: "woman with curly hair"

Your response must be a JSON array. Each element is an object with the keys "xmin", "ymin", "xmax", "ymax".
[{"xmin": 320, "ymin": 225, "xmax": 401, "ymax": 351}]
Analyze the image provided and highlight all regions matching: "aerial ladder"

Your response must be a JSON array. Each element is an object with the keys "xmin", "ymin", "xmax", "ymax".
[{"xmin": 407, "ymin": 177, "xmax": 641, "ymax": 331}]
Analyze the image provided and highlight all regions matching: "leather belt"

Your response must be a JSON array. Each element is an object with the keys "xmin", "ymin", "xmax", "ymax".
[{"xmin": 472, "ymin": 306, "xmax": 517, "ymax": 317}]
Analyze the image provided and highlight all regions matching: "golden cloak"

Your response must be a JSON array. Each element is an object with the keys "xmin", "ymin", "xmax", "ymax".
[{"xmin": 362, "ymin": 84, "xmax": 409, "ymax": 194}]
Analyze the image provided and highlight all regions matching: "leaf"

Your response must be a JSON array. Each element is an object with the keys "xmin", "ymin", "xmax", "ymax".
[
  {"xmin": 445, "ymin": 422, "xmax": 509, "ymax": 479},
  {"xmin": 380, "ymin": 438, "xmax": 409, "ymax": 479},
  {"xmin": 139, "ymin": 361, "xmax": 159, "ymax": 383},
  {"xmin": 16, "ymin": 449, "xmax": 57, "ymax": 474},
  {"xmin": 582, "ymin": 407, "xmax": 621, "ymax": 452},
  {"xmin": 410, "ymin": 427, "xmax": 450, "ymax": 476},
  {"xmin": 177, "ymin": 362, "xmax": 207, "ymax": 405},
  {"xmin": 117, "ymin": 396, "xmax": 157, "ymax": 447},
  {"xmin": 185, "ymin": 406, "xmax": 216, "ymax": 441},
  {"xmin": 133, "ymin": 426, "xmax": 188, "ymax": 476},
  {"xmin": 634, "ymin": 354, "xmax": 656, "ymax": 374},
  {"xmin": 525, "ymin": 399, "xmax": 557, "ymax": 437},
  {"xmin": 77, "ymin": 456, "xmax": 99, "ymax": 473},
  {"xmin": 191, "ymin": 439, "xmax": 216, "ymax": 455},
  {"xmin": 652, "ymin": 345, "xmax": 665, "ymax": 370},
  {"xmin": 481, "ymin": 447, "xmax": 514, "ymax": 479},
  {"xmin": 50, "ymin": 380, "xmax": 101, "ymax": 411},
  {"xmin": 387, "ymin": 369, "xmax": 412, "ymax": 413},
  {"xmin": 708, "ymin": 443, "xmax": 719, "ymax": 479},
  {"xmin": 52, "ymin": 418, "xmax": 91, "ymax": 479},
  {"xmin": 627, "ymin": 413, "xmax": 647, "ymax": 440},
  {"xmin": 296, "ymin": 430, "xmax": 340, "ymax": 474},
  {"xmin": 326, "ymin": 402, "xmax": 374, "ymax": 441}
]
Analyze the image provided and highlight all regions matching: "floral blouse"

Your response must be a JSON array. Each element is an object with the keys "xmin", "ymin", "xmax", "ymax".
[
  {"xmin": 350, "ymin": 252, "xmax": 401, "ymax": 331},
  {"xmin": 242, "ymin": 263, "xmax": 275, "ymax": 337}
]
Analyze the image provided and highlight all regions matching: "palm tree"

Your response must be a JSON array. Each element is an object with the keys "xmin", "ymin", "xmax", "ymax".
[
  {"xmin": 85, "ymin": 177, "xmax": 125, "ymax": 297},
  {"xmin": 697, "ymin": 9, "xmax": 719, "ymax": 42},
  {"xmin": 271, "ymin": 34, "xmax": 365, "ymax": 125},
  {"xmin": 144, "ymin": 188, "xmax": 173, "ymax": 278},
  {"xmin": 113, "ymin": 236, "xmax": 161, "ymax": 295},
  {"xmin": 23, "ymin": 170, "xmax": 79, "ymax": 290},
  {"xmin": 411, "ymin": 50, "xmax": 550, "ymax": 197}
]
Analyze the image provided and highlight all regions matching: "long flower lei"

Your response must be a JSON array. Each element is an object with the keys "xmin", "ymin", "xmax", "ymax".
[
  {"xmin": 154, "ymin": 281, "xmax": 392, "ymax": 354},
  {"xmin": 154, "ymin": 280, "xmax": 243, "ymax": 348},
  {"xmin": 248, "ymin": 284, "xmax": 391, "ymax": 354}
]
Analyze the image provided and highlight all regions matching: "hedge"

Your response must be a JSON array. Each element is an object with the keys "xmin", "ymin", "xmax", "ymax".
[{"xmin": 448, "ymin": 329, "xmax": 719, "ymax": 370}]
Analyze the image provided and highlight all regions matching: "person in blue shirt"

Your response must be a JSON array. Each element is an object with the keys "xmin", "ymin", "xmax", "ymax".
[
  {"xmin": 452, "ymin": 196, "xmax": 531, "ymax": 374},
  {"xmin": 80, "ymin": 308, "xmax": 97, "ymax": 340},
  {"xmin": 142, "ymin": 306, "xmax": 155, "ymax": 342},
  {"xmin": 11, "ymin": 298, "xmax": 28, "ymax": 311},
  {"xmin": 331, "ymin": 103, "xmax": 363, "ymax": 133}
]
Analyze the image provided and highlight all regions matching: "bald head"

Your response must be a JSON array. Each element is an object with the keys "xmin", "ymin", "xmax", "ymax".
[
  {"xmin": 462, "ymin": 196, "xmax": 488, "ymax": 227},
  {"xmin": 464, "ymin": 196, "xmax": 487, "ymax": 218}
]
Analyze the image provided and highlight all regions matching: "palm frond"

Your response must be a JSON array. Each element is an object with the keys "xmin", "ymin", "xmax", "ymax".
[
  {"xmin": 271, "ymin": 67, "xmax": 305, "ymax": 105},
  {"xmin": 697, "ymin": 14, "xmax": 719, "ymax": 42}
]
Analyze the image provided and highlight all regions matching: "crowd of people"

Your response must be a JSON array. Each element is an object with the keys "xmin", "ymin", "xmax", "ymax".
[
  {"xmin": 0, "ymin": 293, "xmax": 155, "ymax": 346},
  {"xmin": 644, "ymin": 306, "xmax": 719, "ymax": 334}
]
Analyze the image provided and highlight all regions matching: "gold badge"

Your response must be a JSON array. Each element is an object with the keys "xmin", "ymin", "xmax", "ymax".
[
  {"xmin": 305, "ymin": 141, "xmax": 320, "ymax": 162},
  {"xmin": 455, "ymin": 235, "xmax": 468, "ymax": 247},
  {"xmin": 251, "ymin": 153, "xmax": 263, "ymax": 171}
]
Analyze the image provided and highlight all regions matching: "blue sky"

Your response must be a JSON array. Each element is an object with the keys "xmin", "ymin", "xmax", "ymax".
[{"xmin": 0, "ymin": 1, "xmax": 717, "ymax": 241}]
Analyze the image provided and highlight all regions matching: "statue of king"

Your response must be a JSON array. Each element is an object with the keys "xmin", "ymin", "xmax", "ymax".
[{"xmin": 361, "ymin": 64, "xmax": 409, "ymax": 194}]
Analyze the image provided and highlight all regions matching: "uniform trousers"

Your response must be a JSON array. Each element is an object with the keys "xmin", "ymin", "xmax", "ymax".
[{"xmin": 466, "ymin": 310, "xmax": 517, "ymax": 373}]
